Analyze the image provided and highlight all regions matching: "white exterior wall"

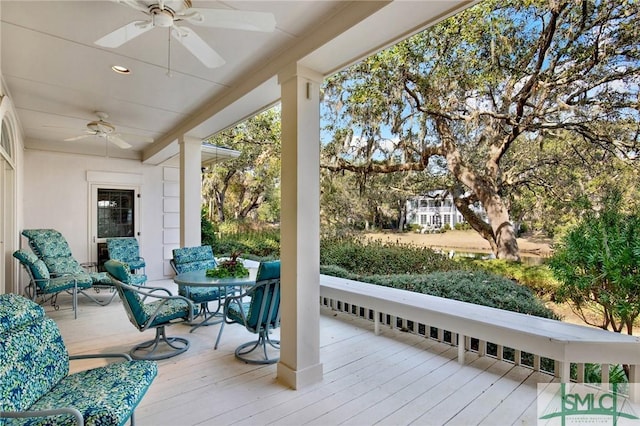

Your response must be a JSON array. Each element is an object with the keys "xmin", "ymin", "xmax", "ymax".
[
  {"xmin": 22, "ymin": 150, "xmax": 170, "ymax": 283},
  {"xmin": 406, "ymin": 191, "xmax": 486, "ymax": 230}
]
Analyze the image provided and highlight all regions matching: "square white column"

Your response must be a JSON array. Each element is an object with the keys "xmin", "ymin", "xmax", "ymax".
[
  {"xmin": 276, "ymin": 63, "xmax": 324, "ymax": 388},
  {"xmin": 179, "ymin": 135, "xmax": 202, "ymax": 247}
]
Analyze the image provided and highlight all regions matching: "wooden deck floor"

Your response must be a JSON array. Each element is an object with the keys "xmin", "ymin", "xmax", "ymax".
[{"xmin": 47, "ymin": 280, "xmax": 554, "ymax": 426}]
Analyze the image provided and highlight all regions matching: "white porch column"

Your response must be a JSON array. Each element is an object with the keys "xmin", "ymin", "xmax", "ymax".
[
  {"xmin": 276, "ymin": 63, "xmax": 324, "ymax": 388},
  {"xmin": 179, "ymin": 135, "xmax": 202, "ymax": 247}
]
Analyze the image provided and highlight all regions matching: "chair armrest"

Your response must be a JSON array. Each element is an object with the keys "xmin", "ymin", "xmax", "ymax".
[
  {"xmin": 1, "ymin": 407, "xmax": 84, "ymax": 426},
  {"xmin": 117, "ymin": 281, "xmax": 196, "ymax": 325},
  {"xmin": 222, "ymin": 291, "xmax": 251, "ymax": 324},
  {"xmin": 146, "ymin": 294, "xmax": 196, "ymax": 326},
  {"xmin": 69, "ymin": 353, "xmax": 133, "ymax": 362},
  {"xmin": 129, "ymin": 285, "xmax": 172, "ymax": 297}
]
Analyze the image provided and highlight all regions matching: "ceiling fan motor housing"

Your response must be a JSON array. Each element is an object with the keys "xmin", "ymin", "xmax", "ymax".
[
  {"xmin": 150, "ymin": 7, "xmax": 175, "ymax": 27},
  {"xmin": 87, "ymin": 120, "xmax": 115, "ymax": 134}
]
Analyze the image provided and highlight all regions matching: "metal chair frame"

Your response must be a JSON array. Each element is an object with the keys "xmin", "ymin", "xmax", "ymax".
[
  {"xmin": 215, "ymin": 275, "xmax": 281, "ymax": 364},
  {"xmin": 105, "ymin": 260, "xmax": 195, "ymax": 360}
]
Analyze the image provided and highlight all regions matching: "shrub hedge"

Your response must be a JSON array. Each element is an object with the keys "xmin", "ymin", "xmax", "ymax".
[
  {"xmin": 320, "ymin": 236, "xmax": 455, "ymax": 275},
  {"xmin": 204, "ymin": 222, "xmax": 556, "ymax": 319}
]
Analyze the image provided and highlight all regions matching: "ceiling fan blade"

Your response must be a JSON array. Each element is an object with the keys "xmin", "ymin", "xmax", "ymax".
[
  {"xmin": 116, "ymin": 132, "xmax": 154, "ymax": 144},
  {"xmin": 171, "ymin": 26, "xmax": 225, "ymax": 68},
  {"xmin": 64, "ymin": 133, "xmax": 94, "ymax": 142},
  {"xmin": 108, "ymin": 134, "xmax": 133, "ymax": 149},
  {"xmin": 116, "ymin": 0, "xmax": 151, "ymax": 14},
  {"xmin": 185, "ymin": 9, "xmax": 276, "ymax": 32},
  {"xmin": 95, "ymin": 20, "xmax": 153, "ymax": 48}
]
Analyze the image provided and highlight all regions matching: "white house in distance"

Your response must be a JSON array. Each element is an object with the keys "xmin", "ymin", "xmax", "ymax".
[{"xmin": 406, "ymin": 190, "xmax": 487, "ymax": 231}]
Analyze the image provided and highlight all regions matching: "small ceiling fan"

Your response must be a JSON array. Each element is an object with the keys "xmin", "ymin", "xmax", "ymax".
[
  {"xmin": 64, "ymin": 112, "xmax": 150, "ymax": 149},
  {"xmin": 95, "ymin": 0, "xmax": 277, "ymax": 68}
]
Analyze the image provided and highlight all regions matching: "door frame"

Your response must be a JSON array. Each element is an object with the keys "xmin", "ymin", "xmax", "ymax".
[{"xmin": 88, "ymin": 182, "xmax": 141, "ymax": 264}]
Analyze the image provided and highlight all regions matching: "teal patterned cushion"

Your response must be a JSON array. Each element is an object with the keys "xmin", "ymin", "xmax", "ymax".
[
  {"xmin": 227, "ymin": 301, "xmax": 251, "ymax": 325},
  {"xmin": 0, "ymin": 294, "xmax": 158, "ymax": 425},
  {"xmin": 13, "ymin": 250, "xmax": 50, "ymax": 281},
  {"xmin": 31, "ymin": 259, "xmax": 51, "ymax": 281},
  {"xmin": 41, "ymin": 276, "xmax": 87, "ymax": 293},
  {"xmin": 172, "ymin": 246, "xmax": 217, "ymax": 273},
  {"xmin": 26, "ymin": 360, "xmax": 158, "ymax": 426},
  {"xmin": 44, "ymin": 257, "xmax": 86, "ymax": 276},
  {"xmin": 0, "ymin": 293, "xmax": 45, "ymax": 335},
  {"xmin": 256, "ymin": 260, "xmax": 281, "ymax": 281},
  {"xmin": 103, "ymin": 260, "xmax": 146, "ymax": 286},
  {"xmin": 173, "ymin": 247, "xmax": 219, "ymax": 304},
  {"xmin": 178, "ymin": 286, "xmax": 221, "ymax": 303},
  {"xmin": 238, "ymin": 261, "xmax": 281, "ymax": 330},
  {"xmin": 0, "ymin": 308, "xmax": 69, "ymax": 412},
  {"xmin": 90, "ymin": 271, "xmax": 114, "ymax": 285},
  {"xmin": 13, "ymin": 251, "xmax": 90, "ymax": 293},
  {"xmin": 105, "ymin": 260, "xmax": 174, "ymax": 328},
  {"xmin": 21, "ymin": 229, "xmax": 73, "ymax": 258},
  {"xmin": 13, "ymin": 248, "xmax": 39, "ymax": 264},
  {"xmin": 145, "ymin": 298, "xmax": 194, "ymax": 328},
  {"xmin": 21, "ymin": 229, "xmax": 91, "ymax": 280},
  {"xmin": 106, "ymin": 238, "xmax": 146, "ymax": 271}
]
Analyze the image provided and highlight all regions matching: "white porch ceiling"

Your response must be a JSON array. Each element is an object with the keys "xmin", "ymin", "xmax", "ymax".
[{"xmin": 1, "ymin": 0, "xmax": 475, "ymax": 164}]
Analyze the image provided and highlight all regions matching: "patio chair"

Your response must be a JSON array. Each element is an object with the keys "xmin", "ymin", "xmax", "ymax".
[
  {"xmin": 106, "ymin": 237, "xmax": 146, "ymax": 274},
  {"xmin": 214, "ymin": 260, "xmax": 281, "ymax": 364},
  {"xmin": 13, "ymin": 249, "xmax": 90, "ymax": 319},
  {"xmin": 171, "ymin": 245, "xmax": 232, "ymax": 327},
  {"xmin": 0, "ymin": 293, "xmax": 158, "ymax": 426},
  {"xmin": 21, "ymin": 229, "xmax": 145, "ymax": 305},
  {"xmin": 104, "ymin": 259, "xmax": 195, "ymax": 360}
]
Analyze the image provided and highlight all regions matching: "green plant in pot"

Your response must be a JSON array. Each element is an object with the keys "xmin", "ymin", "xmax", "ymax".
[{"xmin": 206, "ymin": 251, "xmax": 249, "ymax": 278}]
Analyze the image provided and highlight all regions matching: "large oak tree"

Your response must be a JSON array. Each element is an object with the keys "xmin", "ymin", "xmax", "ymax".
[{"xmin": 321, "ymin": 0, "xmax": 639, "ymax": 260}]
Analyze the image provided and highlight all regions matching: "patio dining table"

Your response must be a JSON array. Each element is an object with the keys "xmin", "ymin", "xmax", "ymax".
[{"xmin": 173, "ymin": 267, "xmax": 258, "ymax": 331}]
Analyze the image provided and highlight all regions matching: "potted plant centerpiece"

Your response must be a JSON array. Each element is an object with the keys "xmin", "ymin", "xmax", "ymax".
[{"xmin": 206, "ymin": 251, "xmax": 249, "ymax": 278}]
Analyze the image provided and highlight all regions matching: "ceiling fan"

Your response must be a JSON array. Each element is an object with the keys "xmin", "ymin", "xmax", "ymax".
[
  {"xmin": 95, "ymin": 0, "xmax": 277, "ymax": 68},
  {"xmin": 64, "ymin": 112, "xmax": 150, "ymax": 149}
]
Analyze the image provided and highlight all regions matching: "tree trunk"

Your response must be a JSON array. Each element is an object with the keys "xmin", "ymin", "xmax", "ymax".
[
  {"xmin": 215, "ymin": 191, "xmax": 225, "ymax": 222},
  {"xmin": 436, "ymin": 116, "xmax": 520, "ymax": 261},
  {"xmin": 398, "ymin": 200, "xmax": 406, "ymax": 232},
  {"xmin": 482, "ymin": 193, "xmax": 520, "ymax": 261}
]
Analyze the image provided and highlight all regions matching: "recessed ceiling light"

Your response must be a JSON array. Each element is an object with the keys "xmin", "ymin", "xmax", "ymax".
[{"xmin": 111, "ymin": 65, "xmax": 131, "ymax": 75}]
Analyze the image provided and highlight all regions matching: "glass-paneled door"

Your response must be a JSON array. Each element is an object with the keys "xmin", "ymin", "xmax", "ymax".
[{"xmin": 91, "ymin": 185, "xmax": 140, "ymax": 270}]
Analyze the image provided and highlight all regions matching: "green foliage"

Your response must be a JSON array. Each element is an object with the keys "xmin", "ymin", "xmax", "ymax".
[
  {"xmin": 549, "ymin": 191, "xmax": 640, "ymax": 334},
  {"xmin": 202, "ymin": 107, "xmax": 281, "ymax": 223},
  {"xmin": 357, "ymin": 270, "xmax": 558, "ymax": 319},
  {"xmin": 206, "ymin": 252, "xmax": 249, "ymax": 278},
  {"xmin": 406, "ymin": 224, "xmax": 422, "ymax": 233},
  {"xmin": 201, "ymin": 208, "xmax": 217, "ymax": 247},
  {"xmin": 458, "ymin": 259, "xmax": 560, "ymax": 298},
  {"xmin": 213, "ymin": 230, "xmax": 555, "ymax": 319},
  {"xmin": 573, "ymin": 364, "xmax": 629, "ymax": 387},
  {"xmin": 215, "ymin": 222, "xmax": 280, "ymax": 258},
  {"xmin": 454, "ymin": 223, "xmax": 472, "ymax": 231},
  {"xmin": 320, "ymin": 236, "xmax": 455, "ymax": 275}
]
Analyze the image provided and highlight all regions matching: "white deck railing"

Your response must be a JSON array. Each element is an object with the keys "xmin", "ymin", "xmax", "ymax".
[{"xmin": 319, "ymin": 274, "xmax": 640, "ymax": 401}]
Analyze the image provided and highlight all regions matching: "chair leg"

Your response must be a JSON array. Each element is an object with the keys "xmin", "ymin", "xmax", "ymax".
[
  {"xmin": 73, "ymin": 286, "xmax": 77, "ymax": 319},
  {"xmin": 234, "ymin": 329, "xmax": 280, "ymax": 365},
  {"xmin": 131, "ymin": 326, "xmax": 190, "ymax": 360}
]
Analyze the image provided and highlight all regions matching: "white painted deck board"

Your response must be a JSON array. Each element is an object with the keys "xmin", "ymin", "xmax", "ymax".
[{"xmin": 44, "ymin": 280, "xmax": 551, "ymax": 426}]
